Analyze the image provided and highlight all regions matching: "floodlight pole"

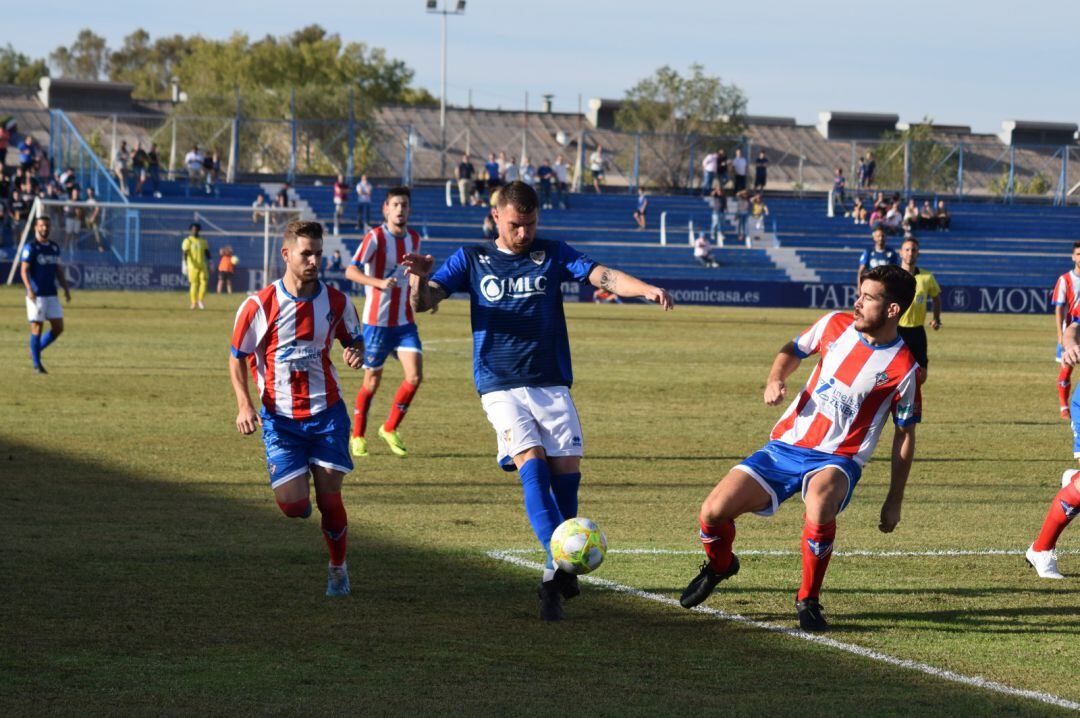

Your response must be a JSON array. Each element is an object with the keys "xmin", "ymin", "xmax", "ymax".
[{"xmin": 428, "ymin": 1, "xmax": 466, "ymax": 180}]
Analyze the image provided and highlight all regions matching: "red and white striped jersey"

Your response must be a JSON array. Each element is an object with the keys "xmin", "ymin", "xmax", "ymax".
[
  {"xmin": 230, "ymin": 280, "xmax": 362, "ymax": 420},
  {"xmin": 1053, "ymin": 270, "xmax": 1080, "ymax": 321},
  {"xmin": 351, "ymin": 224, "xmax": 421, "ymax": 327},
  {"xmin": 770, "ymin": 311, "xmax": 919, "ymax": 466}
]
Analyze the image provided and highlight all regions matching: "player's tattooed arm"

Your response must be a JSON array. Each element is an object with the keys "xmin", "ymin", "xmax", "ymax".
[
  {"xmin": 411, "ymin": 276, "xmax": 448, "ymax": 313},
  {"xmin": 588, "ymin": 264, "xmax": 674, "ymax": 310}
]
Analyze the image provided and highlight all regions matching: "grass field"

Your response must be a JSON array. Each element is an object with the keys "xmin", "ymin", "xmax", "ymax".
[{"xmin": 1, "ymin": 287, "xmax": 1078, "ymax": 716}]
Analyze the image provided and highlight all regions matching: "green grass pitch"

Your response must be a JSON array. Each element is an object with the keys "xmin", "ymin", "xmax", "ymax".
[{"xmin": 1, "ymin": 287, "xmax": 1077, "ymax": 715}]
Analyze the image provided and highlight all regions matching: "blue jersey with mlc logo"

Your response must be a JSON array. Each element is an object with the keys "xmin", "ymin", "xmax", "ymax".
[
  {"xmin": 430, "ymin": 238, "xmax": 597, "ymax": 395},
  {"xmin": 21, "ymin": 239, "xmax": 61, "ymax": 296}
]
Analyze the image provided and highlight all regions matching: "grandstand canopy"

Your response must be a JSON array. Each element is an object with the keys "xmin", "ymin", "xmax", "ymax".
[
  {"xmin": 38, "ymin": 77, "xmax": 150, "ymax": 114},
  {"xmin": 816, "ymin": 111, "xmax": 899, "ymax": 141},
  {"xmin": 1000, "ymin": 120, "xmax": 1077, "ymax": 146}
]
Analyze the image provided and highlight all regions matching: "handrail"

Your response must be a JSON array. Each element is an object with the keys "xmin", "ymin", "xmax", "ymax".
[{"xmin": 50, "ymin": 109, "xmax": 129, "ymax": 204}]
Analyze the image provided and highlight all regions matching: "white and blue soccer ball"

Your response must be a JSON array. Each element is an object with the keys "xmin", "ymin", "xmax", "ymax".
[{"xmin": 550, "ymin": 517, "xmax": 607, "ymax": 575}]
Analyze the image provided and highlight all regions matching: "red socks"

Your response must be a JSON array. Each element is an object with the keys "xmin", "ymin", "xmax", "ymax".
[
  {"xmin": 317, "ymin": 492, "xmax": 349, "ymax": 567},
  {"xmin": 798, "ymin": 517, "xmax": 836, "ymax": 601},
  {"xmin": 699, "ymin": 519, "xmax": 735, "ymax": 573},
  {"xmin": 352, "ymin": 386, "xmax": 374, "ymax": 438},
  {"xmin": 1058, "ymin": 365, "xmax": 1072, "ymax": 411},
  {"xmin": 1032, "ymin": 480, "xmax": 1080, "ymax": 552},
  {"xmin": 276, "ymin": 498, "xmax": 312, "ymax": 518},
  {"xmin": 384, "ymin": 381, "xmax": 419, "ymax": 432}
]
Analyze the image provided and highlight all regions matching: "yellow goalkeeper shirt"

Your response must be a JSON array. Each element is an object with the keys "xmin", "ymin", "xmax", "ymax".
[
  {"xmin": 899, "ymin": 268, "xmax": 940, "ymax": 327},
  {"xmin": 182, "ymin": 235, "xmax": 209, "ymax": 272}
]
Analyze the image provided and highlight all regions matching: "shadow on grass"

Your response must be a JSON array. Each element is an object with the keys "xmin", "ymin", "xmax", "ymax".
[{"xmin": 0, "ymin": 437, "xmax": 1072, "ymax": 716}]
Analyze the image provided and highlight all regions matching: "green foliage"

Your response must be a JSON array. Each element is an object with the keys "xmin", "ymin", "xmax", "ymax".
[
  {"xmin": 108, "ymin": 30, "xmax": 192, "ymax": 98},
  {"xmin": 0, "ymin": 43, "xmax": 48, "ymax": 86},
  {"xmin": 987, "ymin": 171, "xmax": 1052, "ymax": 197},
  {"xmin": 875, "ymin": 119, "xmax": 959, "ymax": 192},
  {"xmin": 615, "ymin": 64, "xmax": 747, "ymax": 188},
  {"xmin": 49, "ymin": 28, "xmax": 109, "ymax": 81}
]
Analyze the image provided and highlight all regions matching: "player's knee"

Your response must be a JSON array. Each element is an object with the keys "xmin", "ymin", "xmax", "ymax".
[
  {"xmin": 363, "ymin": 372, "xmax": 382, "ymax": 392},
  {"xmin": 276, "ymin": 497, "xmax": 312, "ymax": 519},
  {"xmin": 405, "ymin": 370, "xmax": 422, "ymax": 386}
]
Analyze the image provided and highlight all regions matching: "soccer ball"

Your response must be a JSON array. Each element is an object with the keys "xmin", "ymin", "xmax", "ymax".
[
  {"xmin": 550, "ymin": 517, "xmax": 607, "ymax": 575},
  {"xmin": 231, "ymin": 255, "xmax": 240, "ymax": 266}
]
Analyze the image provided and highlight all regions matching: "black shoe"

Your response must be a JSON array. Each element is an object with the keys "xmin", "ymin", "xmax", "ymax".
[
  {"xmin": 33, "ymin": 364, "xmax": 47, "ymax": 374},
  {"xmin": 679, "ymin": 555, "xmax": 740, "ymax": 608},
  {"xmin": 552, "ymin": 568, "xmax": 580, "ymax": 600},
  {"xmin": 538, "ymin": 579, "xmax": 564, "ymax": 621},
  {"xmin": 795, "ymin": 596, "xmax": 828, "ymax": 632}
]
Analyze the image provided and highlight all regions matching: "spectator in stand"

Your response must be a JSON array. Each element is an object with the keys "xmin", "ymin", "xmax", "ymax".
[
  {"xmin": 502, "ymin": 155, "xmax": 519, "ymax": 183},
  {"xmin": 919, "ymin": 200, "xmax": 935, "ymax": 230},
  {"xmin": 0, "ymin": 203, "xmax": 11, "ymax": 255},
  {"xmin": 872, "ymin": 191, "xmax": 888, "ymax": 212},
  {"xmin": 731, "ymin": 148, "xmax": 748, "ymax": 192},
  {"xmin": 716, "ymin": 149, "xmax": 730, "ymax": 189},
  {"xmin": 519, "ymin": 156, "xmax": 536, "ymax": 188},
  {"xmin": 883, "ymin": 201, "xmax": 903, "ymax": 235},
  {"xmin": 37, "ymin": 151, "xmax": 52, "ymax": 188},
  {"xmin": 497, "ymin": 151, "xmax": 512, "ymax": 184},
  {"xmin": 217, "ymin": 246, "xmax": 236, "ymax": 294},
  {"xmin": 484, "ymin": 153, "xmax": 501, "ymax": 197},
  {"xmin": 694, "ymin": 233, "xmax": 719, "ymax": 268},
  {"xmin": 131, "ymin": 142, "xmax": 149, "ymax": 196},
  {"xmin": 857, "ymin": 226, "xmax": 900, "ymax": 285},
  {"xmin": 113, "ymin": 141, "xmax": 129, "ymax": 195},
  {"xmin": 455, "ymin": 153, "xmax": 475, "ymax": 206},
  {"xmin": 252, "ymin": 191, "xmax": 267, "ymax": 224},
  {"xmin": 184, "ymin": 145, "xmax": 204, "ymax": 194},
  {"xmin": 902, "ymin": 199, "xmax": 919, "ymax": 236},
  {"xmin": 328, "ymin": 249, "xmax": 344, "ymax": 274},
  {"xmin": 589, "ymin": 143, "xmax": 606, "ymax": 193},
  {"xmin": 333, "ymin": 174, "xmax": 350, "ymax": 224},
  {"xmin": 274, "ymin": 182, "xmax": 291, "ymax": 226},
  {"xmin": 62, "ymin": 187, "xmax": 83, "ymax": 250},
  {"xmin": 84, "ymin": 187, "xmax": 103, "ymax": 251},
  {"xmin": 750, "ymin": 193, "xmax": 769, "ymax": 234},
  {"xmin": 553, "ymin": 154, "xmax": 570, "ymax": 209},
  {"xmin": 632, "ymin": 187, "xmax": 648, "ymax": 229},
  {"xmin": 482, "ymin": 212, "xmax": 497, "ymax": 241},
  {"xmin": 10, "ymin": 188, "xmax": 28, "ymax": 236},
  {"xmin": 147, "ymin": 143, "xmax": 162, "ymax": 197},
  {"xmin": 701, "ymin": 150, "xmax": 718, "ymax": 195},
  {"xmin": 58, "ymin": 167, "xmax": 77, "ymax": 193},
  {"xmin": 863, "ymin": 151, "xmax": 876, "ymax": 189},
  {"xmin": 753, "ymin": 150, "xmax": 769, "ymax": 191},
  {"xmin": 203, "ymin": 150, "xmax": 220, "ymax": 195},
  {"xmin": 833, "ymin": 168, "xmax": 848, "ymax": 214},
  {"xmin": 935, "ymin": 200, "xmax": 951, "ymax": 230},
  {"xmin": 709, "ymin": 185, "xmax": 727, "ymax": 242},
  {"xmin": 0, "ymin": 121, "xmax": 9, "ymax": 170},
  {"xmin": 868, "ymin": 203, "xmax": 886, "ymax": 231},
  {"xmin": 536, "ymin": 159, "xmax": 554, "ymax": 209},
  {"xmin": 355, "ymin": 174, "xmax": 373, "ymax": 229},
  {"xmin": 857, "ymin": 156, "xmax": 868, "ymax": 189},
  {"xmin": 734, "ymin": 189, "xmax": 750, "ymax": 243},
  {"xmin": 18, "ymin": 134, "xmax": 37, "ymax": 171}
]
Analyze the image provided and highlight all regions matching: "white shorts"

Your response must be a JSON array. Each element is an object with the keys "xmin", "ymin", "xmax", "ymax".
[
  {"xmin": 26, "ymin": 295, "xmax": 63, "ymax": 323},
  {"xmin": 65, "ymin": 218, "xmax": 80, "ymax": 234},
  {"xmin": 480, "ymin": 385, "xmax": 583, "ymax": 471}
]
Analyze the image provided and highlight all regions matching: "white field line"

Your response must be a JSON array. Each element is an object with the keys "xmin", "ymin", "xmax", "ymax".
[
  {"xmin": 495, "ymin": 547, "xmax": 1080, "ymax": 557},
  {"xmin": 487, "ymin": 550, "xmax": 1080, "ymax": 712}
]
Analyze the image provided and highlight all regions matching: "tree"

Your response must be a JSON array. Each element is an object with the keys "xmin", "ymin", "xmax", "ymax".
[
  {"xmin": 108, "ymin": 30, "xmax": 191, "ymax": 98},
  {"xmin": 875, "ymin": 119, "xmax": 960, "ymax": 193},
  {"xmin": 49, "ymin": 29, "xmax": 109, "ymax": 80},
  {"xmin": 0, "ymin": 44, "xmax": 48, "ymax": 86},
  {"xmin": 615, "ymin": 64, "xmax": 747, "ymax": 188}
]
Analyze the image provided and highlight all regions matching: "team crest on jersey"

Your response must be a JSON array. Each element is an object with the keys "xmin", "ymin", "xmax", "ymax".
[
  {"xmin": 1062, "ymin": 500, "xmax": 1079, "ymax": 520},
  {"xmin": 806, "ymin": 538, "xmax": 833, "ymax": 558},
  {"xmin": 268, "ymin": 461, "xmax": 277, "ymax": 476},
  {"xmin": 530, "ymin": 250, "xmax": 545, "ymax": 265},
  {"xmin": 874, "ymin": 371, "xmax": 890, "ymax": 386}
]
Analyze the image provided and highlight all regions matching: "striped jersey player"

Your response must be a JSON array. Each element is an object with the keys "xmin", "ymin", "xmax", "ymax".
[
  {"xmin": 345, "ymin": 186, "xmax": 423, "ymax": 459},
  {"xmin": 229, "ymin": 219, "xmax": 364, "ymax": 598},
  {"xmin": 1052, "ymin": 242, "xmax": 1080, "ymax": 418},
  {"xmin": 680, "ymin": 264, "xmax": 919, "ymax": 633}
]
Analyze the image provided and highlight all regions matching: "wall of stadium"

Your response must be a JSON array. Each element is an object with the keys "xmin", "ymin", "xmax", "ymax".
[{"xmin": 1, "ymin": 262, "xmax": 1053, "ymax": 315}]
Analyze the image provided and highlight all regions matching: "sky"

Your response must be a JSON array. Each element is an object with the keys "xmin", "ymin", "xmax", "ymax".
[{"xmin": 14, "ymin": 0, "xmax": 1080, "ymax": 134}]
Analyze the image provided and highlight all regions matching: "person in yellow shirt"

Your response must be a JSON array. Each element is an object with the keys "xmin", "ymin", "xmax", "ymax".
[
  {"xmin": 181, "ymin": 222, "xmax": 210, "ymax": 309},
  {"xmin": 898, "ymin": 237, "xmax": 941, "ymax": 383}
]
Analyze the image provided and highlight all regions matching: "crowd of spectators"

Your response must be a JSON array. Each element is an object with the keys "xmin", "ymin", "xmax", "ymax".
[{"xmin": 452, "ymin": 152, "xmax": 571, "ymax": 209}]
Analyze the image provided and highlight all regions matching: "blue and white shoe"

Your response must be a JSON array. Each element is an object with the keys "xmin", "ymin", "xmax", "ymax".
[{"xmin": 326, "ymin": 563, "xmax": 351, "ymax": 597}]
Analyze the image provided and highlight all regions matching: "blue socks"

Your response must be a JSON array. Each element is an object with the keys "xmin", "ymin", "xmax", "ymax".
[
  {"xmin": 518, "ymin": 458, "xmax": 564, "ymax": 569},
  {"xmin": 550, "ymin": 472, "xmax": 581, "ymax": 521},
  {"xmin": 29, "ymin": 333, "xmax": 42, "ymax": 368},
  {"xmin": 39, "ymin": 331, "xmax": 57, "ymax": 350}
]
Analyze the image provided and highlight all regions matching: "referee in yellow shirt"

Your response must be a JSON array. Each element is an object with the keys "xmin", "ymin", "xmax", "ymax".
[
  {"xmin": 181, "ymin": 222, "xmax": 210, "ymax": 310},
  {"xmin": 898, "ymin": 236, "xmax": 941, "ymax": 383}
]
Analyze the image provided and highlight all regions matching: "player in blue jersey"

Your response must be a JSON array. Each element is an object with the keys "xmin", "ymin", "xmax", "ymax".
[
  {"xmin": 857, "ymin": 227, "xmax": 899, "ymax": 286},
  {"xmin": 20, "ymin": 216, "xmax": 71, "ymax": 374},
  {"xmin": 404, "ymin": 181, "xmax": 674, "ymax": 621}
]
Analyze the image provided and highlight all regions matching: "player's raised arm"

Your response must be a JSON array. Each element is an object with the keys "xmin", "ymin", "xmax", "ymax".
[
  {"xmin": 764, "ymin": 341, "xmax": 802, "ymax": 405},
  {"xmin": 587, "ymin": 264, "xmax": 673, "ymax": 310}
]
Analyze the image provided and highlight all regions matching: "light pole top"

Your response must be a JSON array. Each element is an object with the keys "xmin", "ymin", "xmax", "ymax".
[{"xmin": 426, "ymin": 0, "xmax": 466, "ymax": 13}]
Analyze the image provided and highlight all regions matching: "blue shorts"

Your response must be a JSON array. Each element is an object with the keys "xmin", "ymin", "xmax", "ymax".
[
  {"xmin": 261, "ymin": 401, "xmax": 353, "ymax": 489},
  {"xmin": 735, "ymin": 440, "xmax": 863, "ymax": 517},
  {"xmin": 361, "ymin": 323, "xmax": 422, "ymax": 370}
]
